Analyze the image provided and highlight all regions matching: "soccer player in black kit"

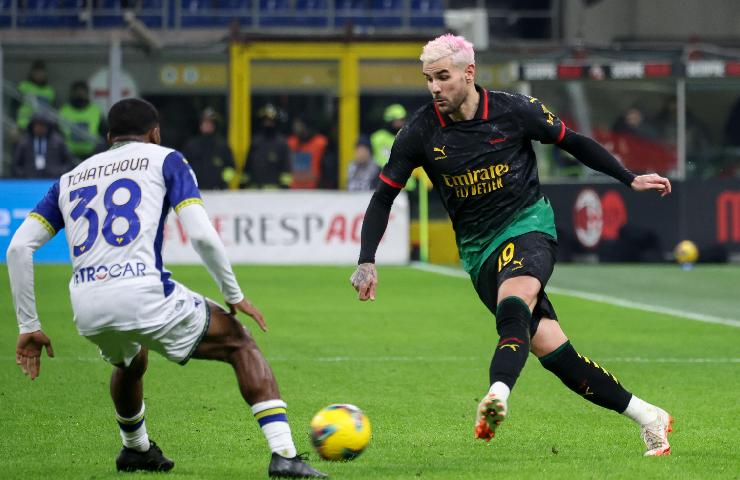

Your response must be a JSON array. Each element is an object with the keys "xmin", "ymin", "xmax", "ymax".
[{"xmin": 350, "ymin": 34, "xmax": 673, "ymax": 456}]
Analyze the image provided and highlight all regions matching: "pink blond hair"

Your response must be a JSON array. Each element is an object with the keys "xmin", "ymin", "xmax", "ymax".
[{"xmin": 419, "ymin": 33, "xmax": 475, "ymax": 67}]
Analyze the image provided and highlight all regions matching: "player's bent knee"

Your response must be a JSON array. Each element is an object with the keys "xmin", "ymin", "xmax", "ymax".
[
  {"xmin": 498, "ymin": 277, "xmax": 541, "ymax": 309},
  {"xmin": 195, "ymin": 306, "xmax": 257, "ymax": 362},
  {"xmin": 495, "ymin": 296, "xmax": 532, "ymax": 333},
  {"xmin": 221, "ymin": 318, "xmax": 259, "ymax": 358},
  {"xmin": 531, "ymin": 319, "xmax": 568, "ymax": 357}
]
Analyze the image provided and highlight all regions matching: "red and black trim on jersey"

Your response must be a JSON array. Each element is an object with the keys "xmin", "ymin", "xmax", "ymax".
[
  {"xmin": 362, "ymin": 85, "xmax": 634, "ymax": 264},
  {"xmin": 433, "ymin": 86, "xmax": 490, "ymax": 128},
  {"xmin": 376, "ymin": 85, "xmax": 566, "ymax": 246},
  {"xmin": 379, "ymin": 172, "xmax": 404, "ymax": 189},
  {"xmin": 556, "ymin": 120, "xmax": 566, "ymax": 143}
]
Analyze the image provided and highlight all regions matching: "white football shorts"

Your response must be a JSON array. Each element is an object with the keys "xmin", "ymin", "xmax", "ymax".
[{"xmin": 83, "ymin": 283, "xmax": 211, "ymax": 367}]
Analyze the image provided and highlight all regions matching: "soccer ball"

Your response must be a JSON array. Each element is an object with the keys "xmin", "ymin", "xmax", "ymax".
[
  {"xmin": 310, "ymin": 404, "xmax": 371, "ymax": 461},
  {"xmin": 674, "ymin": 240, "xmax": 699, "ymax": 264}
]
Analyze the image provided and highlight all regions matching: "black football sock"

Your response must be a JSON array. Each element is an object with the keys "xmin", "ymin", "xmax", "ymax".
[
  {"xmin": 539, "ymin": 341, "xmax": 632, "ymax": 412},
  {"xmin": 489, "ymin": 296, "xmax": 532, "ymax": 390}
]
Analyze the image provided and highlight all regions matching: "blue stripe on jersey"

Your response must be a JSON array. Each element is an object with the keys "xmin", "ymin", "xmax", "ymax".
[
  {"xmin": 30, "ymin": 181, "xmax": 65, "ymax": 233},
  {"xmin": 153, "ymin": 198, "xmax": 175, "ymax": 297},
  {"xmin": 163, "ymin": 150, "xmax": 201, "ymax": 208}
]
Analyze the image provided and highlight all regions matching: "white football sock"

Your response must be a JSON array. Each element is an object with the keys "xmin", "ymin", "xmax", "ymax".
[
  {"xmin": 116, "ymin": 404, "xmax": 150, "ymax": 452},
  {"xmin": 622, "ymin": 395, "xmax": 658, "ymax": 425},
  {"xmin": 488, "ymin": 381, "xmax": 511, "ymax": 403},
  {"xmin": 252, "ymin": 399, "xmax": 297, "ymax": 458}
]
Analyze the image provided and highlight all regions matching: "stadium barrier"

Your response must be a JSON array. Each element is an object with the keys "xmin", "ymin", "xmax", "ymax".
[
  {"xmin": 162, "ymin": 190, "xmax": 409, "ymax": 265},
  {"xmin": 0, "ymin": 182, "xmax": 409, "ymax": 265},
  {"xmin": 542, "ymin": 180, "xmax": 740, "ymax": 263},
  {"xmin": 0, "ymin": 180, "xmax": 70, "ymax": 262},
  {"xmin": 2, "ymin": 179, "xmax": 737, "ymax": 264}
]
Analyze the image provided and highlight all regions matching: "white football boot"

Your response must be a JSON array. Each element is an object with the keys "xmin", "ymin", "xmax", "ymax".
[
  {"xmin": 640, "ymin": 407, "xmax": 673, "ymax": 456},
  {"xmin": 474, "ymin": 392, "xmax": 507, "ymax": 441}
]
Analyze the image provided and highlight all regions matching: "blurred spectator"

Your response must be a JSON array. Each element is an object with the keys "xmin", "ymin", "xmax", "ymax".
[
  {"xmin": 347, "ymin": 135, "xmax": 380, "ymax": 191},
  {"xmin": 182, "ymin": 107, "xmax": 236, "ymax": 190},
  {"xmin": 653, "ymin": 97, "xmax": 710, "ymax": 165},
  {"xmin": 612, "ymin": 107, "xmax": 660, "ymax": 139},
  {"xmin": 12, "ymin": 112, "xmax": 75, "ymax": 178},
  {"xmin": 371, "ymin": 103, "xmax": 416, "ymax": 189},
  {"xmin": 319, "ymin": 144, "xmax": 339, "ymax": 189},
  {"xmin": 712, "ymin": 97, "xmax": 740, "ymax": 178},
  {"xmin": 244, "ymin": 104, "xmax": 292, "ymax": 189},
  {"xmin": 16, "ymin": 60, "xmax": 56, "ymax": 131},
  {"xmin": 59, "ymin": 80, "xmax": 107, "ymax": 162},
  {"xmin": 287, "ymin": 116, "xmax": 328, "ymax": 189},
  {"xmin": 371, "ymin": 103, "xmax": 406, "ymax": 168}
]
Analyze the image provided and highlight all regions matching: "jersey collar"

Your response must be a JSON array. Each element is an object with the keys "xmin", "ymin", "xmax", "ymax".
[
  {"xmin": 109, "ymin": 140, "xmax": 139, "ymax": 150},
  {"xmin": 433, "ymin": 84, "xmax": 489, "ymax": 128}
]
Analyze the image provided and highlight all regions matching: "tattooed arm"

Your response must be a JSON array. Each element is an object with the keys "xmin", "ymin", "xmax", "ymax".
[
  {"xmin": 350, "ymin": 117, "xmax": 423, "ymax": 301},
  {"xmin": 349, "ymin": 181, "xmax": 401, "ymax": 301}
]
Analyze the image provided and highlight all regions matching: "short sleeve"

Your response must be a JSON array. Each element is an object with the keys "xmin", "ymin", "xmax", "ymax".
[
  {"xmin": 515, "ymin": 94, "xmax": 567, "ymax": 144},
  {"xmin": 379, "ymin": 125, "xmax": 423, "ymax": 189},
  {"xmin": 163, "ymin": 150, "xmax": 203, "ymax": 213},
  {"xmin": 29, "ymin": 181, "xmax": 64, "ymax": 235}
]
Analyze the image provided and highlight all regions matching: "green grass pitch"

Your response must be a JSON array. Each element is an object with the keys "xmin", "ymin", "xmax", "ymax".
[{"xmin": 1, "ymin": 264, "xmax": 738, "ymax": 479}]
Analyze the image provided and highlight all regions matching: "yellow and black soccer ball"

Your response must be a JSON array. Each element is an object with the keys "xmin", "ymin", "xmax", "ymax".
[
  {"xmin": 674, "ymin": 240, "xmax": 699, "ymax": 264},
  {"xmin": 310, "ymin": 404, "xmax": 371, "ymax": 461}
]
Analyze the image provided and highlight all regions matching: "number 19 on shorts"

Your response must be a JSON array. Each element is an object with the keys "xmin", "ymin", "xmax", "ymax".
[{"xmin": 497, "ymin": 242, "xmax": 515, "ymax": 273}]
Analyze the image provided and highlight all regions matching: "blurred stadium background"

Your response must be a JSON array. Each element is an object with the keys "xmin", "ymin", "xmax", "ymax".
[
  {"xmin": 1, "ymin": 0, "xmax": 740, "ymax": 266},
  {"xmin": 2, "ymin": 4, "xmax": 740, "ymax": 479}
]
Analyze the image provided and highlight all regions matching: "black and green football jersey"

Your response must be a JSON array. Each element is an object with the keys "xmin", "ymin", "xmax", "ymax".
[{"xmin": 380, "ymin": 85, "xmax": 565, "ymax": 281}]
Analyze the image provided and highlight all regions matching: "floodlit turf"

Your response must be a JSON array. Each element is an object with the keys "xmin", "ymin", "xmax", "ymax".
[{"xmin": 1, "ymin": 264, "xmax": 739, "ymax": 479}]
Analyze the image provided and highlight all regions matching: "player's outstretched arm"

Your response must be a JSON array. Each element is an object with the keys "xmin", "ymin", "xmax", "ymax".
[
  {"xmin": 350, "ymin": 181, "xmax": 401, "ymax": 301},
  {"xmin": 7, "ymin": 217, "xmax": 56, "ymax": 380},
  {"xmin": 178, "ymin": 203, "xmax": 267, "ymax": 331},
  {"xmin": 557, "ymin": 130, "xmax": 637, "ymax": 186},
  {"xmin": 559, "ymin": 130, "xmax": 672, "ymax": 197}
]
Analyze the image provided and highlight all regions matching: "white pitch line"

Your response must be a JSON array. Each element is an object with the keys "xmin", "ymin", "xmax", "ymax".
[
  {"xmin": 296, "ymin": 356, "xmax": 740, "ymax": 364},
  {"xmin": 600, "ymin": 357, "xmax": 740, "ymax": 364},
  {"xmin": 2, "ymin": 356, "xmax": 737, "ymax": 364},
  {"xmin": 545, "ymin": 286, "xmax": 740, "ymax": 328},
  {"xmin": 410, "ymin": 262, "xmax": 740, "ymax": 328},
  {"xmin": 411, "ymin": 261, "xmax": 470, "ymax": 279}
]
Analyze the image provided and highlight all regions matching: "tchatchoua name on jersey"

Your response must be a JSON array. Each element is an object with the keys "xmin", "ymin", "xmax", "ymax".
[
  {"xmin": 66, "ymin": 158, "xmax": 150, "ymax": 187},
  {"xmin": 441, "ymin": 163, "xmax": 510, "ymax": 198}
]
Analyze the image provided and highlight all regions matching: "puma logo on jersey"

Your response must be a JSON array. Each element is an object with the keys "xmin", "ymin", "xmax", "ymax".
[
  {"xmin": 433, "ymin": 146, "xmax": 447, "ymax": 160},
  {"xmin": 512, "ymin": 258, "xmax": 524, "ymax": 270},
  {"xmin": 488, "ymin": 136, "xmax": 508, "ymax": 145}
]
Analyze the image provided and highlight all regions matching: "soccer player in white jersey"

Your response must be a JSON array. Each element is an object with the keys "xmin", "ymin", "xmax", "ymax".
[{"xmin": 7, "ymin": 98, "xmax": 327, "ymax": 478}]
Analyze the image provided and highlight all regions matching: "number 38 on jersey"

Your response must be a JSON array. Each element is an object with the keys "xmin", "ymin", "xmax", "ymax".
[{"xmin": 69, "ymin": 178, "xmax": 142, "ymax": 256}]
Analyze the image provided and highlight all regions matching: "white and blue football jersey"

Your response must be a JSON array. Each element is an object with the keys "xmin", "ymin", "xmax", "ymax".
[{"xmin": 31, "ymin": 141, "xmax": 203, "ymax": 335}]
